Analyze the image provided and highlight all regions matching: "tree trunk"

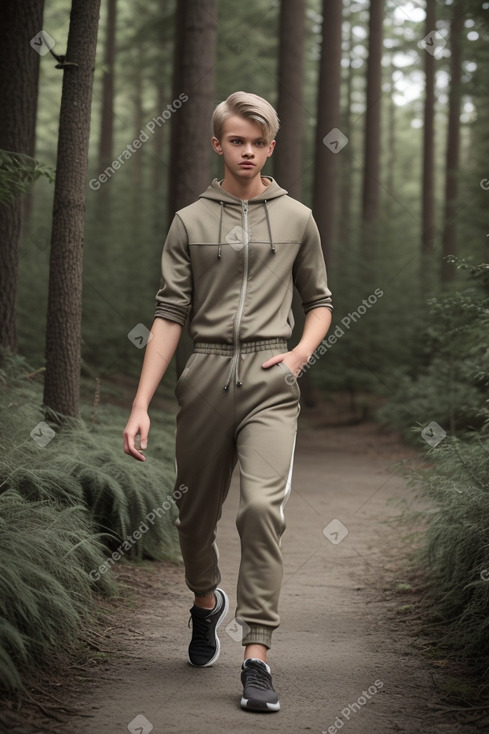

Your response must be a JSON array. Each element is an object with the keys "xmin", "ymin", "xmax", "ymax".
[
  {"xmin": 95, "ymin": 0, "xmax": 116, "ymax": 221},
  {"xmin": 167, "ymin": 0, "xmax": 218, "ymax": 375},
  {"xmin": 274, "ymin": 0, "xmax": 305, "ymax": 200},
  {"xmin": 441, "ymin": 2, "xmax": 463, "ymax": 284},
  {"xmin": 338, "ymin": 6, "xmax": 354, "ymax": 269},
  {"xmin": 361, "ymin": 0, "xmax": 384, "ymax": 227},
  {"xmin": 312, "ymin": 0, "xmax": 343, "ymax": 271},
  {"xmin": 98, "ymin": 0, "xmax": 116, "ymax": 169},
  {"xmin": 0, "ymin": 0, "xmax": 44, "ymax": 356},
  {"xmin": 43, "ymin": 0, "xmax": 102, "ymax": 417},
  {"xmin": 167, "ymin": 0, "xmax": 218, "ymax": 220},
  {"xmin": 420, "ymin": 0, "xmax": 437, "ymax": 292}
]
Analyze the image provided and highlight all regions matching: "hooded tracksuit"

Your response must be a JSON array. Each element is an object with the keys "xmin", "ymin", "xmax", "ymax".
[{"xmin": 154, "ymin": 177, "xmax": 332, "ymax": 649}]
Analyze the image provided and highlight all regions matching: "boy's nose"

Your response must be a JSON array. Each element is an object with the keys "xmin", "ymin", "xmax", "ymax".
[{"xmin": 242, "ymin": 145, "xmax": 254, "ymax": 157}]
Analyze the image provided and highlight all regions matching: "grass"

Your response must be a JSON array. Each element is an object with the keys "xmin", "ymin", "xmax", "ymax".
[{"xmin": 0, "ymin": 352, "xmax": 181, "ymax": 691}]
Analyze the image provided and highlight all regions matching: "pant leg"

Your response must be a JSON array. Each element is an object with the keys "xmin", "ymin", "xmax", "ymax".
[
  {"xmin": 234, "ymin": 351, "xmax": 300, "ymax": 649},
  {"xmin": 173, "ymin": 352, "xmax": 237, "ymax": 595}
]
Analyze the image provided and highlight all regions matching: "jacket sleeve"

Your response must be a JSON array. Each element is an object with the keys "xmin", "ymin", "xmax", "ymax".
[
  {"xmin": 154, "ymin": 214, "xmax": 192, "ymax": 325},
  {"xmin": 293, "ymin": 213, "xmax": 333, "ymax": 313}
]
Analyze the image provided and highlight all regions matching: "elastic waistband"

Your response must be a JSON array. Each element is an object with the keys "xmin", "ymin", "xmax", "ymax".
[{"xmin": 194, "ymin": 339, "xmax": 287, "ymax": 356}]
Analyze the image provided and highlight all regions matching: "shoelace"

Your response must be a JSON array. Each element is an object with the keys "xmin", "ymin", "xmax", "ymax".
[
  {"xmin": 188, "ymin": 612, "xmax": 213, "ymax": 648},
  {"xmin": 244, "ymin": 664, "xmax": 273, "ymax": 691}
]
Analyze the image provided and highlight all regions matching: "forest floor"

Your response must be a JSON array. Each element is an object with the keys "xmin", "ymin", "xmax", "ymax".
[{"xmin": 4, "ymin": 393, "xmax": 489, "ymax": 734}]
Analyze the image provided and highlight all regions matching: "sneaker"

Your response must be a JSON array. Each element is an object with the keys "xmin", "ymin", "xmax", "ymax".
[
  {"xmin": 187, "ymin": 588, "xmax": 229, "ymax": 667},
  {"xmin": 240, "ymin": 658, "xmax": 280, "ymax": 712}
]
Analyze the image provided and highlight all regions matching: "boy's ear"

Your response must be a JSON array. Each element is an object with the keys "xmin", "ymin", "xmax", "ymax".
[
  {"xmin": 267, "ymin": 139, "xmax": 276, "ymax": 157},
  {"xmin": 211, "ymin": 136, "xmax": 223, "ymax": 155}
]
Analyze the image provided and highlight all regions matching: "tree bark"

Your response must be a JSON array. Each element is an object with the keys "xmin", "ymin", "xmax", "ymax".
[
  {"xmin": 0, "ymin": 0, "xmax": 44, "ymax": 356},
  {"xmin": 441, "ymin": 2, "xmax": 463, "ymax": 284},
  {"xmin": 312, "ymin": 0, "xmax": 343, "ymax": 271},
  {"xmin": 421, "ymin": 0, "xmax": 436, "ymax": 268},
  {"xmin": 274, "ymin": 0, "xmax": 305, "ymax": 200},
  {"xmin": 167, "ymin": 0, "xmax": 218, "ymax": 375},
  {"xmin": 98, "ymin": 0, "xmax": 116, "ymax": 170},
  {"xmin": 338, "ymin": 6, "xmax": 354, "ymax": 268},
  {"xmin": 361, "ymin": 0, "xmax": 384, "ymax": 227},
  {"xmin": 43, "ymin": 0, "xmax": 102, "ymax": 417},
  {"xmin": 167, "ymin": 0, "xmax": 218, "ymax": 220}
]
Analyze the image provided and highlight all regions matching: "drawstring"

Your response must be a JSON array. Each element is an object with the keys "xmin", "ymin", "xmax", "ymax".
[
  {"xmin": 217, "ymin": 201, "xmax": 224, "ymax": 260},
  {"xmin": 263, "ymin": 200, "xmax": 275, "ymax": 253},
  {"xmin": 217, "ymin": 200, "xmax": 275, "ymax": 257}
]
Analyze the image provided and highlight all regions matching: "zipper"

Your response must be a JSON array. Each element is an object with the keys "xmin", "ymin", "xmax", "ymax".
[{"xmin": 224, "ymin": 200, "xmax": 249, "ymax": 390}]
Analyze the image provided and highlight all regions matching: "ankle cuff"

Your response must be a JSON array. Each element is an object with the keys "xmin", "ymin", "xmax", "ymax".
[{"xmin": 241, "ymin": 625, "xmax": 272, "ymax": 649}]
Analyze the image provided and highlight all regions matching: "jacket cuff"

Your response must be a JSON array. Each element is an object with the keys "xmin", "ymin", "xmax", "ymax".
[{"xmin": 154, "ymin": 304, "xmax": 188, "ymax": 326}]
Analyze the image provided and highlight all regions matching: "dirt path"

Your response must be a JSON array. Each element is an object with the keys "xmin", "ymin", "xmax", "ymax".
[{"xmin": 68, "ymin": 411, "xmax": 479, "ymax": 734}]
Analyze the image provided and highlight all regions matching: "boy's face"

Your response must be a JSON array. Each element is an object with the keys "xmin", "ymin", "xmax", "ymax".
[{"xmin": 211, "ymin": 115, "xmax": 275, "ymax": 181}]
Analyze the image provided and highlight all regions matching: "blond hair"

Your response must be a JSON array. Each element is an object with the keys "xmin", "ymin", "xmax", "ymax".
[{"xmin": 212, "ymin": 91, "xmax": 280, "ymax": 143}]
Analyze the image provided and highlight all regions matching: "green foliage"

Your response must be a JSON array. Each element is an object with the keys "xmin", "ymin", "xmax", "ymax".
[
  {"xmin": 377, "ymin": 261, "xmax": 489, "ymax": 440},
  {"xmin": 0, "ymin": 491, "xmax": 112, "ymax": 690},
  {"xmin": 0, "ymin": 354, "xmax": 180, "ymax": 690},
  {"xmin": 0, "ymin": 150, "xmax": 55, "ymax": 204},
  {"xmin": 404, "ymin": 425, "xmax": 489, "ymax": 675}
]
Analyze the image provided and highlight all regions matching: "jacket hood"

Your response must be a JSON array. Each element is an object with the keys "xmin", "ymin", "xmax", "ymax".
[{"xmin": 199, "ymin": 177, "xmax": 288, "ymax": 204}]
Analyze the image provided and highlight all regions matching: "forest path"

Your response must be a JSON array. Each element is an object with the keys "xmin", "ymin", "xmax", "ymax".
[{"xmin": 69, "ymin": 409, "xmax": 478, "ymax": 734}]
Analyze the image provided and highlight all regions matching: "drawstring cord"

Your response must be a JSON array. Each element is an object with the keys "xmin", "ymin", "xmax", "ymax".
[
  {"xmin": 217, "ymin": 201, "xmax": 224, "ymax": 260},
  {"xmin": 263, "ymin": 200, "xmax": 275, "ymax": 253}
]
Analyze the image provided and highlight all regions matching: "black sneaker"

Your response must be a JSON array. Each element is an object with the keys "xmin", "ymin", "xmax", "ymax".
[
  {"xmin": 187, "ymin": 588, "xmax": 229, "ymax": 667},
  {"xmin": 240, "ymin": 658, "xmax": 280, "ymax": 712}
]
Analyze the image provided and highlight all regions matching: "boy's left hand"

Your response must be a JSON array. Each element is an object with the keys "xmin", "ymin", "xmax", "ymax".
[{"xmin": 261, "ymin": 350, "xmax": 307, "ymax": 378}]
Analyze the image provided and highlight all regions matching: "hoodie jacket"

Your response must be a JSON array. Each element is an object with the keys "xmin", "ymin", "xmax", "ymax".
[{"xmin": 154, "ymin": 177, "xmax": 332, "ymax": 344}]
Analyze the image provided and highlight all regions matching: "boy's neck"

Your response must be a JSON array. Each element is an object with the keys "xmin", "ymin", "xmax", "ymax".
[{"xmin": 219, "ymin": 174, "xmax": 270, "ymax": 201}]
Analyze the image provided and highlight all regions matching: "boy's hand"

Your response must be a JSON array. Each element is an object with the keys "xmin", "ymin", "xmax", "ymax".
[
  {"xmin": 123, "ymin": 407, "xmax": 150, "ymax": 462},
  {"xmin": 261, "ymin": 349, "xmax": 307, "ymax": 378}
]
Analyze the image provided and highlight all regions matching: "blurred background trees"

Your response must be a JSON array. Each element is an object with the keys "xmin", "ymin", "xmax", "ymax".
[{"xmin": 2, "ymin": 0, "xmax": 486, "ymax": 409}]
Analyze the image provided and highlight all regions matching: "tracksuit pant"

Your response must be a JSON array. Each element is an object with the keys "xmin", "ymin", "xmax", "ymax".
[{"xmin": 173, "ymin": 338, "xmax": 300, "ymax": 649}]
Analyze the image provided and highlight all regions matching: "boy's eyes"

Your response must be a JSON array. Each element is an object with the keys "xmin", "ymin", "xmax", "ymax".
[{"xmin": 229, "ymin": 138, "xmax": 266, "ymax": 146}]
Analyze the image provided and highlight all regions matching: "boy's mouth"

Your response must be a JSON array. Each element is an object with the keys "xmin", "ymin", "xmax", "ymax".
[{"xmin": 239, "ymin": 162, "xmax": 255, "ymax": 168}]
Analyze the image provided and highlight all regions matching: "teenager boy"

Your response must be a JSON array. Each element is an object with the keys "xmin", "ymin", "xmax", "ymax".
[{"xmin": 123, "ymin": 91, "xmax": 332, "ymax": 712}]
